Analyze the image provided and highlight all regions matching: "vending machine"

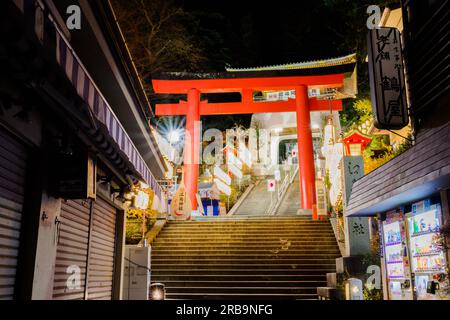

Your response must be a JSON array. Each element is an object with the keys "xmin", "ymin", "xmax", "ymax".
[
  {"xmin": 406, "ymin": 201, "xmax": 448, "ymax": 300},
  {"xmin": 382, "ymin": 211, "xmax": 413, "ymax": 300}
]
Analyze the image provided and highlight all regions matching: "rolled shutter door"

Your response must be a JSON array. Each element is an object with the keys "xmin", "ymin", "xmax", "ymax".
[
  {"xmin": 52, "ymin": 199, "xmax": 91, "ymax": 300},
  {"xmin": 0, "ymin": 128, "xmax": 28, "ymax": 300},
  {"xmin": 87, "ymin": 197, "xmax": 117, "ymax": 300}
]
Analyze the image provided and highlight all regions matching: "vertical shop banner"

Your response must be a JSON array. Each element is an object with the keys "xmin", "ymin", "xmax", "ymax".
[
  {"xmin": 343, "ymin": 156, "xmax": 370, "ymax": 256},
  {"xmin": 343, "ymin": 156, "xmax": 364, "ymax": 207},
  {"xmin": 368, "ymin": 27, "xmax": 408, "ymax": 129}
]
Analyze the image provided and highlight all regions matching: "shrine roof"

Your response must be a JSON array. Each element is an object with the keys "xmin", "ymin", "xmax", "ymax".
[
  {"xmin": 342, "ymin": 129, "xmax": 373, "ymax": 142},
  {"xmin": 152, "ymin": 54, "xmax": 356, "ymax": 80},
  {"xmin": 226, "ymin": 53, "xmax": 357, "ymax": 72}
]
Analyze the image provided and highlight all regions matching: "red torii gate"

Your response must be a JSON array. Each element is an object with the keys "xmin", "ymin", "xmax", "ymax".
[{"xmin": 152, "ymin": 71, "xmax": 346, "ymax": 220}]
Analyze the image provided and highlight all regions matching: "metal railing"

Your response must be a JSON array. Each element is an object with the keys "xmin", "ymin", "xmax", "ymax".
[{"xmin": 267, "ymin": 164, "xmax": 298, "ymax": 215}]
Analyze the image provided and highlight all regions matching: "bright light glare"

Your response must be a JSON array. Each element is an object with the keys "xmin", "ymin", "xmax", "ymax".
[
  {"xmin": 273, "ymin": 127, "xmax": 283, "ymax": 133},
  {"xmin": 351, "ymin": 285, "xmax": 360, "ymax": 294},
  {"xmin": 168, "ymin": 130, "xmax": 180, "ymax": 143}
]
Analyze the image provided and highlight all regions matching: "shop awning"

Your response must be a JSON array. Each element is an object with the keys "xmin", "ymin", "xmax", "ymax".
[
  {"xmin": 54, "ymin": 31, "xmax": 161, "ymax": 197},
  {"xmin": 345, "ymin": 122, "xmax": 450, "ymax": 216}
]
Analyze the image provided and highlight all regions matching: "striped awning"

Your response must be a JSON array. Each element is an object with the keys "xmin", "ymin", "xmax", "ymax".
[{"xmin": 55, "ymin": 31, "xmax": 161, "ymax": 197}]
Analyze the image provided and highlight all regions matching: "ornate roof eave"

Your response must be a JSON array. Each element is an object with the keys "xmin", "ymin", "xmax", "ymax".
[
  {"xmin": 343, "ymin": 129, "xmax": 373, "ymax": 142},
  {"xmin": 224, "ymin": 54, "xmax": 358, "ymax": 101},
  {"xmin": 225, "ymin": 54, "xmax": 357, "ymax": 72}
]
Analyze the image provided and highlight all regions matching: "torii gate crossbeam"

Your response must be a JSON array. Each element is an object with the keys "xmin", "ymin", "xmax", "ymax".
[{"xmin": 152, "ymin": 72, "xmax": 346, "ymax": 220}]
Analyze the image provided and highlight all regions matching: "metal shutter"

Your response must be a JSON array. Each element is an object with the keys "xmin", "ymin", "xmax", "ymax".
[
  {"xmin": 0, "ymin": 128, "xmax": 28, "ymax": 300},
  {"xmin": 52, "ymin": 199, "xmax": 91, "ymax": 300},
  {"xmin": 87, "ymin": 197, "xmax": 117, "ymax": 300}
]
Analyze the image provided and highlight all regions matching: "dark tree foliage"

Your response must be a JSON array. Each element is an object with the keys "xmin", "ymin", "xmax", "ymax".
[{"xmin": 113, "ymin": 0, "xmax": 401, "ymax": 131}]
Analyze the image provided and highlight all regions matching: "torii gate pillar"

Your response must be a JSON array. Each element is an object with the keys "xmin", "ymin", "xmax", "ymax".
[
  {"xmin": 184, "ymin": 88, "xmax": 201, "ymax": 210},
  {"xmin": 295, "ymin": 85, "xmax": 317, "ymax": 219}
]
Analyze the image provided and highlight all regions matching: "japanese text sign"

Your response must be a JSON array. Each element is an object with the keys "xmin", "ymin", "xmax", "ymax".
[{"xmin": 368, "ymin": 27, "xmax": 408, "ymax": 129}]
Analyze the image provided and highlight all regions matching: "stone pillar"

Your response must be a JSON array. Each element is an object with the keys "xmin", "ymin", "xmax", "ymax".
[{"xmin": 343, "ymin": 156, "xmax": 371, "ymax": 256}]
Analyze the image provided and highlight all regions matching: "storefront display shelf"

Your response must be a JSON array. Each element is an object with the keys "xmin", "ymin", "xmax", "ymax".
[
  {"xmin": 415, "ymin": 267, "xmax": 446, "ymax": 273},
  {"xmin": 388, "ymin": 275, "xmax": 406, "ymax": 279},
  {"xmin": 413, "ymin": 251, "xmax": 442, "ymax": 258},
  {"xmin": 410, "ymin": 230, "xmax": 439, "ymax": 238},
  {"xmin": 386, "ymin": 260, "xmax": 404, "ymax": 264},
  {"xmin": 385, "ymin": 241, "xmax": 402, "ymax": 247}
]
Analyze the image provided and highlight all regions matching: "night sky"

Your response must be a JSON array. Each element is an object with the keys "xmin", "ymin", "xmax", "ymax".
[
  {"xmin": 175, "ymin": 0, "xmax": 368, "ymax": 70},
  {"xmin": 152, "ymin": 0, "xmax": 399, "ymax": 130}
]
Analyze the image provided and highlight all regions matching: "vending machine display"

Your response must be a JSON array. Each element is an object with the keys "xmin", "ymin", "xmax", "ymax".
[
  {"xmin": 406, "ymin": 203, "xmax": 448, "ymax": 300},
  {"xmin": 382, "ymin": 219, "xmax": 413, "ymax": 300}
]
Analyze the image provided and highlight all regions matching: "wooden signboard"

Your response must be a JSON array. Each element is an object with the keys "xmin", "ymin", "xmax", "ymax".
[
  {"xmin": 52, "ymin": 148, "xmax": 97, "ymax": 200},
  {"xmin": 170, "ymin": 173, "xmax": 192, "ymax": 220},
  {"xmin": 368, "ymin": 27, "xmax": 408, "ymax": 129}
]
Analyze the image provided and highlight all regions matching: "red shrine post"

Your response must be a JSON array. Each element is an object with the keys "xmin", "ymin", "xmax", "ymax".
[
  {"xmin": 184, "ymin": 89, "xmax": 201, "ymax": 208},
  {"xmin": 295, "ymin": 85, "xmax": 316, "ymax": 211},
  {"xmin": 152, "ymin": 60, "xmax": 355, "ymax": 219}
]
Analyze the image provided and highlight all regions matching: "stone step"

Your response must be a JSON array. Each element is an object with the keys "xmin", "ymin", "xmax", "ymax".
[
  {"xmin": 151, "ymin": 216, "xmax": 340, "ymax": 300},
  {"xmin": 164, "ymin": 292, "xmax": 318, "ymax": 300},
  {"xmin": 151, "ymin": 264, "xmax": 336, "ymax": 271},
  {"xmin": 165, "ymin": 221, "xmax": 329, "ymax": 226},
  {"xmin": 158, "ymin": 230, "xmax": 336, "ymax": 235},
  {"xmin": 160, "ymin": 230, "xmax": 334, "ymax": 235},
  {"xmin": 153, "ymin": 238, "xmax": 337, "ymax": 249},
  {"xmin": 317, "ymin": 287, "xmax": 344, "ymax": 300},
  {"xmin": 158, "ymin": 232, "xmax": 335, "ymax": 236},
  {"xmin": 157, "ymin": 280, "xmax": 327, "ymax": 288},
  {"xmin": 154, "ymin": 237, "xmax": 336, "ymax": 246},
  {"xmin": 151, "ymin": 259, "xmax": 337, "ymax": 265},
  {"xmin": 167, "ymin": 219, "xmax": 325, "ymax": 223},
  {"xmin": 151, "ymin": 249, "xmax": 341, "ymax": 254},
  {"xmin": 152, "ymin": 269, "xmax": 326, "ymax": 281},
  {"xmin": 150, "ymin": 251, "xmax": 337, "ymax": 259},
  {"xmin": 163, "ymin": 226, "xmax": 332, "ymax": 234},
  {"xmin": 163, "ymin": 224, "xmax": 330, "ymax": 229},
  {"xmin": 152, "ymin": 253, "xmax": 339, "ymax": 259},
  {"xmin": 152, "ymin": 239, "xmax": 337, "ymax": 244},
  {"xmin": 155, "ymin": 235, "xmax": 336, "ymax": 240},
  {"xmin": 151, "ymin": 247, "xmax": 339, "ymax": 253},
  {"xmin": 153, "ymin": 248, "xmax": 339, "ymax": 252},
  {"xmin": 164, "ymin": 286, "xmax": 319, "ymax": 294}
]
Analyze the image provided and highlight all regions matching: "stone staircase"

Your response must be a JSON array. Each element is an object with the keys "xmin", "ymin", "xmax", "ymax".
[
  {"xmin": 151, "ymin": 216, "xmax": 341, "ymax": 299},
  {"xmin": 233, "ymin": 179, "xmax": 273, "ymax": 216}
]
